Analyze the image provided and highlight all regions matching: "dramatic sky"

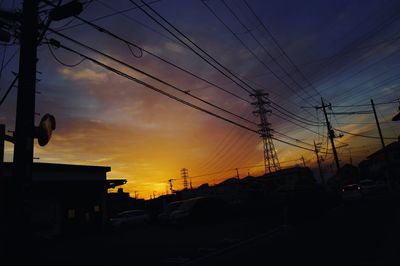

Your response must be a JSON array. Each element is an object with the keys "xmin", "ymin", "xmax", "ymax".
[{"xmin": 1, "ymin": 0, "xmax": 399, "ymax": 198}]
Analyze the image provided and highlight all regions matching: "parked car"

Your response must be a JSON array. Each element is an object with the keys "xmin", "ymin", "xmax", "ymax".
[
  {"xmin": 157, "ymin": 200, "xmax": 184, "ymax": 225},
  {"xmin": 110, "ymin": 210, "xmax": 150, "ymax": 229},
  {"xmin": 341, "ymin": 184, "xmax": 362, "ymax": 201},
  {"xmin": 360, "ymin": 179, "xmax": 378, "ymax": 197},
  {"xmin": 169, "ymin": 196, "xmax": 231, "ymax": 226}
]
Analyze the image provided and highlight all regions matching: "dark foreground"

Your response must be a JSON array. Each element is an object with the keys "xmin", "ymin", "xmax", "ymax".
[{"xmin": 3, "ymin": 193, "xmax": 400, "ymax": 266}]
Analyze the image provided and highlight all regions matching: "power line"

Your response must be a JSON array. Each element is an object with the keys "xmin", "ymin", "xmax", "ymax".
[
  {"xmin": 0, "ymin": 48, "xmax": 18, "ymax": 81},
  {"xmin": 47, "ymin": 41, "xmax": 86, "ymax": 67},
  {"xmin": 46, "ymin": 30, "xmax": 256, "ymax": 126},
  {"xmin": 221, "ymin": 0, "xmax": 319, "ymax": 104},
  {"xmin": 57, "ymin": 14, "xmax": 251, "ymax": 104},
  {"xmin": 55, "ymin": 0, "xmax": 163, "ymax": 31},
  {"xmin": 330, "ymin": 100, "xmax": 399, "ymax": 108},
  {"xmin": 65, "ymin": 2, "xmax": 321, "ymax": 129},
  {"xmin": 50, "ymin": 38, "xmax": 317, "ymax": 152},
  {"xmin": 192, "ymin": 158, "xmax": 304, "ymax": 179},
  {"xmin": 47, "ymin": 7, "xmax": 329, "ymax": 156},
  {"xmin": 333, "ymin": 128, "xmax": 398, "ymax": 140},
  {"xmin": 241, "ymin": 0, "xmax": 322, "ymax": 99},
  {"xmin": 272, "ymin": 112, "xmax": 324, "ymax": 137},
  {"xmin": 327, "ymin": 111, "xmax": 373, "ymax": 115},
  {"xmin": 229, "ymin": 69, "xmax": 321, "ymax": 125},
  {"xmin": 131, "ymin": 0, "xmax": 322, "ymax": 135},
  {"xmin": 204, "ymin": 0, "xmax": 317, "ymax": 106},
  {"xmin": 273, "ymin": 130, "xmax": 315, "ymax": 148},
  {"xmin": 0, "ymin": 74, "xmax": 18, "ymax": 106},
  {"xmin": 200, "ymin": 0, "xmax": 321, "ymax": 124},
  {"xmin": 305, "ymin": 6, "xmax": 400, "ymax": 88}
]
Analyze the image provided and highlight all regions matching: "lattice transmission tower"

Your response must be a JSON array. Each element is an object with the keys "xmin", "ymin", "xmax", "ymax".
[
  {"xmin": 181, "ymin": 168, "xmax": 189, "ymax": 189},
  {"xmin": 251, "ymin": 90, "xmax": 280, "ymax": 173}
]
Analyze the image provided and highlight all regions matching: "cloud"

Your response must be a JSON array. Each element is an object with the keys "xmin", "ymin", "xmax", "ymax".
[
  {"xmin": 381, "ymin": 85, "xmax": 396, "ymax": 95},
  {"xmin": 164, "ymin": 41, "xmax": 187, "ymax": 54},
  {"xmin": 60, "ymin": 67, "xmax": 108, "ymax": 83}
]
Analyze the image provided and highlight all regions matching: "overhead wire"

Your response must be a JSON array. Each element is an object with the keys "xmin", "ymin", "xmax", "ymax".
[
  {"xmin": 204, "ymin": 0, "xmax": 317, "ymax": 106},
  {"xmin": 201, "ymin": 0, "xmax": 320, "ymax": 121},
  {"xmin": 131, "ymin": 0, "xmax": 325, "ymax": 142},
  {"xmin": 62, "ymin": 0, "xmax": 322, "ymax": 128},
  {"xmin": 241, "ymin": 0, "xmax": 322, "ymax": 99},
  {"xmin": 49, "ymin": 38, "xmax": 318, "ymax": 152},
  {"xmin": 57, "ymin": 8, "xmax": 252, "ymax": 103},
  {"xmin": 46, "ymin": 30, "xmax": 256, "ymax": 125},
  {"xmin": 333, "ymin": 128, "xmax": 397, "ymax": 140},
  {"xmin": 220, "ymin": 0, "xmax": 319, "ymax": 104}
]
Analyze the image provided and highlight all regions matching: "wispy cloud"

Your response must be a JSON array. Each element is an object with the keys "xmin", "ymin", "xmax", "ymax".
[{"xmin": 60, "ymin": 67, "xmax": 108, "ymax": 83}]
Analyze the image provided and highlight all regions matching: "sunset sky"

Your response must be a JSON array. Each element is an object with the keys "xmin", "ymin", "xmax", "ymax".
[{"xmin": 1, "ymin": 0, "xmax": 399, "ymax": 198}]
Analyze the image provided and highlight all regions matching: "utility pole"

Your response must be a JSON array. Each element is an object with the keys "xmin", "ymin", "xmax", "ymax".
[
  {"xmin": 0, "ymin": 124, "xmax": 4, "ymax": 225},
  {"xmin": 0, "ymin": 124, "xmax": 4, "ymax": 164},
  {"xmin": 5, "ymin": 1, "xmax": 39, "ymax": 253},
  {"xmin": 300, "ymin": 156, "xmax": 306, "ymax": 167},
  {"xmin": 348, "ymin": 148, "xmax": 353, "ymax": 165},
  {"xmin": 314, "ymin": 141, "xmax": 324, "ymax": 185},
  {"xmin": 371, "ymin": 99, "xmax": 389, "ymax": 163},
  {"xmin": 392, "ymin": 99, "xmax": 400, "ymax": 121},
  {"xmin": 168, "ymin": 178, "xmax": 175, "ymax": 194},
  {"xmin": 251, "ymin": 90, "xmax": 280, "ymax": 174},
  {"xmin": 235, "ymin": 167, "xmax": 240, "ymax": 180},
  {"xmin": 318, "ymin": 98, "xmax": 340, "ymax": 172},
  {"xmin": 1, "ymin": 2, "xmax": 81, "ymax": 257}
]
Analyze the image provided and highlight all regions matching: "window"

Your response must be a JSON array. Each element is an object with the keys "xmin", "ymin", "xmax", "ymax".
[
  {"xmin": 94, "ymin": 205, "xmax": 100, "ymax": 213},
  {"xmin": 67, "ymin": 208, "xmax": 75, "ymax": 219}
]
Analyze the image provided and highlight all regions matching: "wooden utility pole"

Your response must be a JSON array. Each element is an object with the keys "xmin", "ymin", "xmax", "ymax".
[
  {"xmin": 300, "ymin": 156, "xmax": 306, "ymax": 167},
  {"xmin": 314, "ymin": 141, "xmax": 324, "ymax": 184},
  {"xmin": 0, "ymin": 124, "xmax": 4, "ymax": 164},
  {"xmin": 3, "ymin": 0, "xmax": 39, "ymax": 259},
  {"xmin": 371, "ymin": 99, "xmax": 389, "ymax": 162},
  {"xmin": 320, "ymin": 98, "xmax": 340, "ymax": 172}
]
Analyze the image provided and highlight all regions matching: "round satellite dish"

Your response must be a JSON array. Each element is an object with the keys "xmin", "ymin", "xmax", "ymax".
[{"xmin": 37, "ymin": 113, "xmax": 56, "ymax": 147}]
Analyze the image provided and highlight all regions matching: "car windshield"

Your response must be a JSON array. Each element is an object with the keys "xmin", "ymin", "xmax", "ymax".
[
  {"xmin": 117, "ymin": 210, "xmax": 145, "ymax": 218},
  {"xmin": 343, "ymin": 185, "xmax": 359, "ymax": 191},
  {"xmin": 165, "ymin": 201, "xmax": 182, "ymax": 213},
  {"xmin": 360, "ymin": 180, "xmax": 374, "ymax": 186},
  {"xmin": 177, "ymin": 197, "xmax": 204, "ymax": 211}
]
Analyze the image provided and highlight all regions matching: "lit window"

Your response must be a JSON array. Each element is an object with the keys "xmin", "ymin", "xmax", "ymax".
[{"xmin": 67, "ymin": 209, "xmax": 75, "ymax": 219}]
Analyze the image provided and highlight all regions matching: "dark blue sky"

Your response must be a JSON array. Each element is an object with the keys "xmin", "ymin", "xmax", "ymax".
[{"xmin": 0, "ymin": 0, "xmax": 399, "ymax": 197}]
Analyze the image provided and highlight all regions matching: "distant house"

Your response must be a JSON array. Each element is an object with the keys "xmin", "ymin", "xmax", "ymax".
[
  {"xmin": 1, "ymin": 162, "xmax": 126, "ymax": 236},
  {"xmin": 358, "ymin": 141, "xmax": 400, "ymax": 189},
  {"xmin": 107, "ymin": 188, "xmax": 145, "ymax": 217},
  {"xmin": 261, "ymin": 166, "xmax": 316, "ymax": 189},
  {"xmin": 326, "ymin": 164, "xmax": 359, "ymax": 191}
]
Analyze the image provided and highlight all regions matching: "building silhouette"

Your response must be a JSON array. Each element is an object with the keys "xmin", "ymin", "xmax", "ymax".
[{"xmin": 1, "ymin": 162, "xmax": 126, "ymax": 236}]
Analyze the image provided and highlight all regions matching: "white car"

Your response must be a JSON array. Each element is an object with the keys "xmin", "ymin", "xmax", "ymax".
[
  {"xmin": 169, "ymin": 196, "xmax": 231, "ymax": 225},
  {"xmin": 360, "ymin": 179, "xmax": 378, "ymax": 196},
  {"xmin": 157, "ymin": 201, "xmax": 184, "ymax": 225},
  {"xmin": 110, "ymin": 210, "xmax": 150, "ymax": 229}
]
